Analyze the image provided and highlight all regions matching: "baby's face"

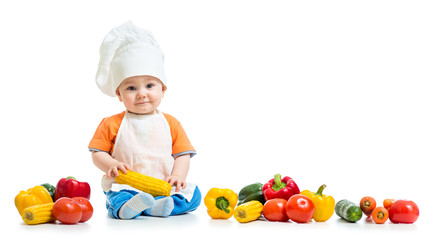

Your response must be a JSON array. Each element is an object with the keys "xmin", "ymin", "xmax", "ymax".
[{"xmin": 116, "ymin": 75, "xmax": 166, "ymax": 115}]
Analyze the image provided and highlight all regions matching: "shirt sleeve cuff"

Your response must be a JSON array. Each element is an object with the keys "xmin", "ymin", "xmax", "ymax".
[
  {"xmin": 89, "ymin": 148, "xmax": 110, "ymax": 154},
  {"xmin": 173, "ymin": 151, "xmax": 197, "ymax": 158}
]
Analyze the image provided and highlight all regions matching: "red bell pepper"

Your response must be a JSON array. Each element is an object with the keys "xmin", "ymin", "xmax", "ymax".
[
  {"xmin": 54, "ymin": 177, "xmax": 91, "ymax": 201},
  {"xmin": 262, "ymin": 173, "xmax": 300, "ymax": 201}
]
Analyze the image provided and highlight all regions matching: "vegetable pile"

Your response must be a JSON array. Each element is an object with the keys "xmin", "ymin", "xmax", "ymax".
[
  {"xmin": 204, "ymin": 173, "xmax": 420, "ymax": 224},
  {"xmin": 16, "ymin": 172, "xmax": 420, "ymax": 226},
  {"xmin": 15, "ymin": 176, "xmax": 93, "ymax": 225}
]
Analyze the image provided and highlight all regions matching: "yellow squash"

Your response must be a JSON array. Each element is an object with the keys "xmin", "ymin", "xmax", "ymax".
[
  {"xmin": 300, "ymin": 184, "xmax": 335, "ymax": 222},
  {"xmin": 15, "ymin": 185, "xmax": 54, "ymax": 215},
  {"xmin": 204, "ymin": 187, "xmax": 238, "ymax": 219}
]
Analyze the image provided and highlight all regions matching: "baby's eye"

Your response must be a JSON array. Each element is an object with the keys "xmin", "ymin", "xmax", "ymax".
[
  {"xmin": 146, "ymin": 83, "xmax": 155, "ymax": 88},
  {"xmin": 126, "ymin": 86, "xmax": 136, "ymax": 91}
]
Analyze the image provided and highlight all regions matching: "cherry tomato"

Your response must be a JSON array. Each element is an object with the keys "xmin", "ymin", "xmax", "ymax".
[
  {"xmin": 360, "ymin": 196, "xmax": 376, "ymax": 216},
  {"xmin": 372, "ymin": 206, "xmax": 389, "ymax": 224},
  {"xmin": 52, "ymin": 197, "xmax": 82, "ymax": 224},
  {"xmin": 262, "ymin": 198, "xmax": 289, "ymax": 222},
  {"xmin": 72, "ymin": 197, "xmax": 93, "ymax": 223},
  {"xmin": 389, "ymin": 200, "xmax": 419, "ymax": 224},
  {"xmin": 285, "ymin": 195, "xmax": 315, "ymax": 223},
  {"xmin": 383, "ymin": 199, "xmax": 395, "ymax": 210}
]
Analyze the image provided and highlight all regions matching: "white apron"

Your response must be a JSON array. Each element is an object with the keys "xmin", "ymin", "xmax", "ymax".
[{"xmin": 112, "ymin": 110, "xmax": 174, "ymax": 180}]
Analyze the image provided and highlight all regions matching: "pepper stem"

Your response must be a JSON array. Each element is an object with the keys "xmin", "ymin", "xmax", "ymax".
[
  {"xmin": 66, "ymin": 176, "xmax": 76, "ymax": 180},
  {"xmin": 216, "ymin": 197, "xmax": 230, "ymax": 214},
  {"xmin": 272, "ymin": 174, "xmax": 287, "ymax": 191},
  {"xmin": 315, "ymin": 184, "xmax": 327, "ymax": 196}
]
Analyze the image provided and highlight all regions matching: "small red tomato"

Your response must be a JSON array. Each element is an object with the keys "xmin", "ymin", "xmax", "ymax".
[
  {"xmin": 360, "ymin": 196, "xmax": 376, "ymax": 216},
  {"xmin": 285, "ymin": 195, "xmax": 315, "ymax": 223},
  {"xmin": 72, "ymin": 197, "xmax": 93, "ymax": 222},
  {"xmin": 389, "ymin": 200, "xmax": 419, "ymax": 224},
  {"xmin": 262, "ymin": 198, "xmax": 289, "ymax": 222},
  {"xmin": 52, "ymin": 197, "xmax": 82, "ymax": 224}
]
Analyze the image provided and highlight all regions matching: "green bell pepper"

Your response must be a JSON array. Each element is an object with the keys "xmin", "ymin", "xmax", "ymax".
[{"xmin": 238, "ymin": 183, "xmax": 265, "ymax": 205}]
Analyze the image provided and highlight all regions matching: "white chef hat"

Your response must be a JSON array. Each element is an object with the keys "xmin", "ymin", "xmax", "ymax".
[{"xmin": 95, "ymin": 21, "xmax": 167, "ymax": 97}]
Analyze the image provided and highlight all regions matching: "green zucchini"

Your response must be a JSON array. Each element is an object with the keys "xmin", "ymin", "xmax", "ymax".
[
  {"xmin": 237, "ymin": 183, "xmax": 265, "ymax": 205},
  {"xmin": 335, "ymin": 199, "xmax": 363, "ymax": 222}
]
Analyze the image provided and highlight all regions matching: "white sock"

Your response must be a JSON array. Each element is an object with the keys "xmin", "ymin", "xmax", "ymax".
[
  {"xmin": 118, "ymin": 192, "xmax": 155, "ymax": 219},
  {"xmin": 144, "ymin": 197, "xmax": 174, "ymax": 217}
]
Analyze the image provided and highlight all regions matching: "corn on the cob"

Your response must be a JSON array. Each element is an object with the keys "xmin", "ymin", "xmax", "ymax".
[
  {"xmin": 234, "ymin": 200, "xmax": 263, "ymax": 223},
  {"xmin": 115, "ymin": 170, "xmax": 172, "ymax": 197},
  {"xmin": 21, "ymin": 202, "xmax": 55, "ymax": 225}
]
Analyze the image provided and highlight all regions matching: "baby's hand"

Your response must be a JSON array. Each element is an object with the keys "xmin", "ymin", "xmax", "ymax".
[
  {"xmin": 165, "ymin": 175, "xmax": 186, "ymax": 192},
  {"xmin": 106, "ymin": 161, "xmax": 131, "ymax": 179}
]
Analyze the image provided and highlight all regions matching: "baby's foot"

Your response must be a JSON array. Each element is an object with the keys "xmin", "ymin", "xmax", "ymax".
[
  {"xmin": 118, "ymin": 192, "xmax": 155, "ymax": 219},
  {"xmin": 144, "ymin": 197, "xmax": 174, "ymax": 217}
]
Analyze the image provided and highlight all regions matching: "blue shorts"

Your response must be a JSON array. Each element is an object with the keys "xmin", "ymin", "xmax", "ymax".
[{"xmin": 105, "ymin": 186, "xmax": 201, "ymax": 219}]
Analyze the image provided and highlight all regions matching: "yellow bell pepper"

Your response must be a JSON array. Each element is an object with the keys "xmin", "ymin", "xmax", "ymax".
[
  {"xmin": 300, "ymin": 184, "xmax": 335, "ymax": 222},
  {"xmin": 15, "ymin": 185, "xmax": 54, "ymax": 215},
  {"xmin": 204, "ymin": 187, "xmax": 238, "ymax": 219}
]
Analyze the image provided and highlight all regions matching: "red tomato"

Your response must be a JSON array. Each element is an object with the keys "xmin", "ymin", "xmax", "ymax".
[
  {"xmin": 72, "ymin": 197, "xmax": 93, "ymax": 223},
  {"xmin": 389, "ymin": 200, "xmax": 419, "ymax": 224},
  {"xmin": 285, "ymin": 195, "xmax": 315, "ymax": 223},
  {"xmin": 52, "ymin": 197, "xmax": 82, "ymax": 224},
  {"xmin": 262, "ymin": 198, "xmax": 289, "ymax": 222}
]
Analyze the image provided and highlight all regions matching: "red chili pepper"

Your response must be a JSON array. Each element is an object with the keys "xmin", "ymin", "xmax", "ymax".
[
  {"xmin": 54, "ymin": 177, "xmax": 91, "ymax": 201},
  {"xmin": 262, "ymin": 173, "xmax": 300, "ymax": 201}
]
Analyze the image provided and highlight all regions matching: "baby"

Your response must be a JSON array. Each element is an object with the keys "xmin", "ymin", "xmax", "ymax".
[{"xmin": 89, "ymin": 21, "xmax": 201, "ymax": 219}]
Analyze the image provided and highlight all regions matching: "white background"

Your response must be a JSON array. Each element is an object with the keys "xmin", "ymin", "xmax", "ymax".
[{"xmin": 1, "ymin": 0, "xmax": 430, "ymax": 239}]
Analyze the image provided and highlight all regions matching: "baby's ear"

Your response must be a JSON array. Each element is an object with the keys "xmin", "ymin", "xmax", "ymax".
[
  {"xmin": 115, "ymin": 89, "xmax": 123, "ymax": 102},
  {"xmin": 162, "ymin": 85, "xmax": 167, "ymax": 96}
]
